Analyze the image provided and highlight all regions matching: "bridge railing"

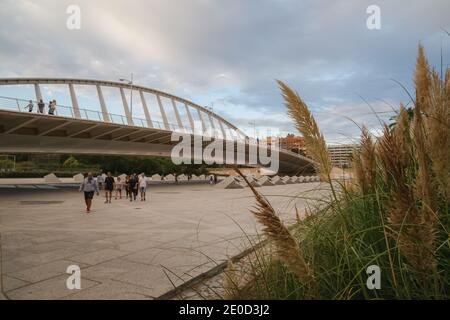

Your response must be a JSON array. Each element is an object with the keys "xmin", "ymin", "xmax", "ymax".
[
  {"xmin": 0, "ymin": 95, "xmax": 253, "ymax": 141},
  {"xmin": 0, "ymin": 95, "xmax": 223, "ymax": 137}
]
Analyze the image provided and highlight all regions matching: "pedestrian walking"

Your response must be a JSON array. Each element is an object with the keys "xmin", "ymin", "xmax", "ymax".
[
  {"xmin": 138, "ymin": 173, "xmax": 147, "ymax": 201},
  {"xmin": 128, "ymin": 174, "xmax": 138, "ymax": 201},
  {"xmin": 115, "ymin": 176, "xmax": 123, "ymax": 200},
  {"xmin": 48, "ymin": 100, "xmax": 57, "ymax": 115},
  {"xmin": 104, "ymin": 172, "xmax": 115, "ymax": 203},
  {"xmin": 52, "ymin": 100, "xmax": 57, "ymax": 114},
  {"xmin": 24, "ymin": 100, "xmax": 33, "ymax": 112},
  {"xmin": 79, "ymin": 172, "xmax": 99, "ymax": 213},
  {"xmin": 37, "ymin": 99, "xmax": 45, "ymax": 113},
  {"xmin": 97, "ymin": 173, "xmax": 104, "ymax": 190},
  {"xmin": 125, "ymin": 175, "xmax": 130, "ymax": 199},
  {"xmin": 48, "ymin": 100, "xmax": 54, "ymax": 115}
]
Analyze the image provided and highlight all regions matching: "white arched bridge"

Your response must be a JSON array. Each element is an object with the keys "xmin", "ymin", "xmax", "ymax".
[{"xmin": 0, "ymin": 78, "xmax": 315, "ymax": 174}]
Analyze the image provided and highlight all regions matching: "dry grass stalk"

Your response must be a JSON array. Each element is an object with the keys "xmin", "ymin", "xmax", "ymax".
[
  {"xmin": 295, "ymin": 205, "xmax": 301, "ymax": 222},
  {"xmin": 414, "ymin": 44, "xmax": 431, "ymax": 113},
  {"xmin": 277, "ymin": 80, "xmax": 331, "ymax": 183},
  {"xmin": 378, "ymin": 124, "xmax": 436, "ymax": 273},
  {"xmin": 445, "ymin": 67, "xmax": 450, "ymax": 93},
  {"xmin": 393, "ymin": 103, "xmax": 411, "ymax": 169},
  {"xmin": 375, "ymin": 46, "xmax": 441, "ymax": 273},
  {"xmin": 223, "ymin": 258, "xmax": 240, "ymax": 299},
  {"xmin": 352, "ymin": 146, "xmax": 364, "ymax": 192},
  {"xmin": 412, "ymin": 50, "xmax": 436, "ymax": 216},
  {"xmin": 304, "ymin": 208, "xmax": 311, "ymax": 219},
  {"xmin": 423, "ymin": 70, "xmax": 450, "ymax": 200},
  {"xmin": 353, "ymin": 126, "xmax": 376, "ymax": 193},
  {"xmin": 235, "ymin": 167, "xmax": 315, "ymax": 285}
]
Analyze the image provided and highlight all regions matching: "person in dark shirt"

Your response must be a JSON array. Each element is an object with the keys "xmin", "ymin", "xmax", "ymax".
[
  {"xmin": 104, "ymin": 172, "xmax": 115, "ymax": 204},
  {"xmin": 125, "ymin": 175, "xmax": 130, "ymax": 200},
  {"xmin": 128, "ymin": 174, "xmax": 138, "ymax": 202},
  {"xmin": 37, "ymin": 99, "xmax": 45, "ymax": 113}
]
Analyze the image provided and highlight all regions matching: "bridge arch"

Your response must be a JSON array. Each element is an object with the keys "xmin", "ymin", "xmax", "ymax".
[{"xmin": 0, "ymin": 77, "xmax": 247, "ymax": 141}]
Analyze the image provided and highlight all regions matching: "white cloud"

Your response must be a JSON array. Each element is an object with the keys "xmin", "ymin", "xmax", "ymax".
[{"xmin": 0, "ymin": 0, "xmax": 449, "ymax": 142}]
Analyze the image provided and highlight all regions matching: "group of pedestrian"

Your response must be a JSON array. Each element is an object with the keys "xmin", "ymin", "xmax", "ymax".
[
  {"xmin": 124, "ymin": 173, "xmax": 147, "ymax": 202},
  {"xmin": 25, "ymin": 99, "xmax": 56, "ymax": 115},
  {"xmin": 79, "ymin": 172, "xmax": 148, "ymax": 213}
]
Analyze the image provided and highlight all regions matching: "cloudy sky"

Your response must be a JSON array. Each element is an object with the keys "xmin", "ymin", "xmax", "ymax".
[{"xmin": 0, "ymin": 0, "xmax": 449, "ymax": 143}]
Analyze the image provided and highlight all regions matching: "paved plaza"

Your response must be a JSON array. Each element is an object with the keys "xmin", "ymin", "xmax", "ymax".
[{"xmin": 0, "ymin": 182, "xmax": 326, "ymax": 299}]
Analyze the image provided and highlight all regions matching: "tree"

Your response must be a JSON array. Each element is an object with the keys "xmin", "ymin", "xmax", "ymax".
[{"xmin": 63, "ymin": 156, "xmax": 80, "ymax": 168}]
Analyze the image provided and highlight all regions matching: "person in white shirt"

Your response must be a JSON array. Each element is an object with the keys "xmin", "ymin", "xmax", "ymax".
[
  {"xmin": 25, "ymin": 100, "xmax": 34, "ymax": 112},
  {"xmin": 138, "ymin": 173, "xmax": 147, "ymax": 201},
  {"xmin": 96, "ymin": 174, "xmax": 104, "ymax": 190},
  {"xmin": 48, "ymin": 101, "xmax": 54, "ymax": 115},
  {"xmin": 79, "ymin": 172, "xmax": 99, "ymax": 213}
]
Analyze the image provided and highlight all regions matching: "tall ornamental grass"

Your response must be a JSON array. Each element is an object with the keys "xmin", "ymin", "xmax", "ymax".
[{"xmin": 228, "ymin": 45, "xmax": 450, "ymax": 299}]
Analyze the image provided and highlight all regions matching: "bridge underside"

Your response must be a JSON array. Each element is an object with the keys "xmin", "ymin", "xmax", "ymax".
[{"xmin": 0, "ymin": 110, "xmax": 315, "ymax": 175}]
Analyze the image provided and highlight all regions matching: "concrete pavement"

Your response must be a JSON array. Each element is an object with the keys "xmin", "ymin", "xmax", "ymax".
[{"xmin": 0, "ymin": 182, "xmax": 327, "ymax": 299}]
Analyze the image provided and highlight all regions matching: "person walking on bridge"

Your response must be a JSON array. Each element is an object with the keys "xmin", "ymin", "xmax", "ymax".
[
  {"xmin": 24, "ymin": 100, "xmax": 34, "ymax": 112},
  {"xmin": 48, "ymin": 100, "xmax": 56, "ymax": 115},
  {"xmin": 79, "ymin": 172, "xmax": 99, "ymax": 213},
  {"xmin": 37, "ymin": 99, "xmax": 45, "ymax": 113}
]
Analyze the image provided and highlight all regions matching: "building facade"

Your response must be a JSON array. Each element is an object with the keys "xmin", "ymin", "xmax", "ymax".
[
  {"xmin": 265, "ymin": 134, "xmax": 307, "ymax": 155},
  {"xmin": 327, "ymin": 144, "xmax": 357, "ymax": 168}
]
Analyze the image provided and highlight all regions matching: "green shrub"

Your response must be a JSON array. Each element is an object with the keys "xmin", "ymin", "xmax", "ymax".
[{"xmin": 62, "ymin": 156, "xmax": 80, "ymax": 168}]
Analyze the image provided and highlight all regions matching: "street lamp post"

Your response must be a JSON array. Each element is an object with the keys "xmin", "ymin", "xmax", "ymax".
[{"xmin": 119, "ymin": 73, "xmax": 134, "ymax": 119}]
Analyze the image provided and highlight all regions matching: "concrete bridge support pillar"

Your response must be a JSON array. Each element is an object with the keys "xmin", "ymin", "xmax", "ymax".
[
  {"xmin": 68, "ymin": 83, "xmax": 81, "ymax": 119},
  {"xmin": 120, "ymin": 87, "xmax": 134, "ymax": 126},
  {"xmin": 139, "ymin": 91, "xmax": 153, "ymax": 128},
  {"xmin": 96, "ymin": 85, "xmax": 110, "ymax": 122},
  {"xmin": 156, "ymin": 95, "xmax": 170, "ymax": 130}
]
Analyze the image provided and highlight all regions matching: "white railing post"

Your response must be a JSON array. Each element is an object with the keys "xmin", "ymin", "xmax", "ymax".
[
  {"xmin": 96, "ymin": 85, "xmax": 110, "ymax": 122},
  {"xmin": 120, "ymin": 87, "xmax": 134, "ymax": 126},
  {"xmin": 171, "ymin": 98, "xmax": 184, "ymax": 131},
  {"xmin": 139, "ymin": 91, "xmax": 153, "ymax": 128},
  {"xmin": 156, "ymin": 95, "xmax": 170, "ymax": 130},
  {"xmin": 196, "ymin": 108, "xmax": 207, "ymax": 135},
  {"xmin": 68, "ymin": 83, "xmax": 81, "ymax": 119},
  {"xmin": 208, "ymin": 113, "xmax": 217, "ymax": 138},
  {"xmin": 184, "ymin": 104, "xmax": 195, "ymax": 134}
]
